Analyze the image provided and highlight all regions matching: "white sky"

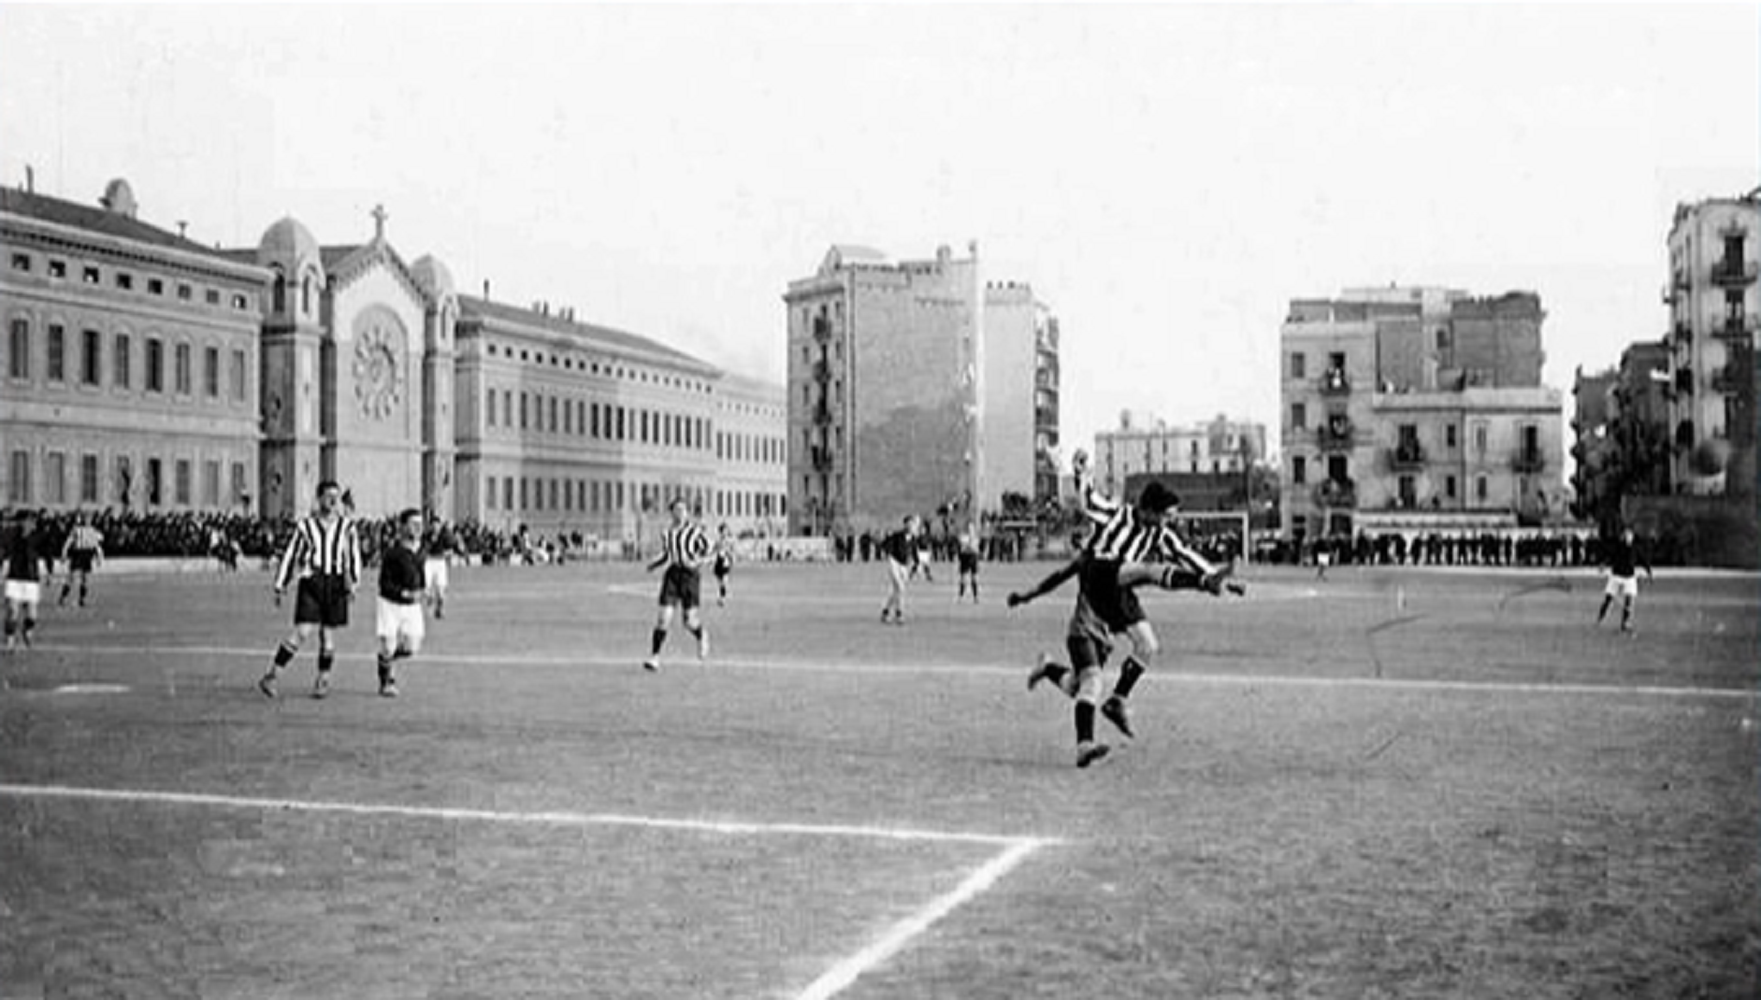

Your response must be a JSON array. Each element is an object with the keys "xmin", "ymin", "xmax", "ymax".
[{"xmin": 1, "ymin": 3, "xmax": 1756, "ymax": 462}]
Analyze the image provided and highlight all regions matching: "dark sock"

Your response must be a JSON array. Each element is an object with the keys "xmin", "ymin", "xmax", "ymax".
[
  {"xmin": 59, "ymin": 584, "xmax": 71, "ymax": 603},
  {"xmin": 651, "ymin": 628, "xmax": 666, "ymax": 655},
  {"xmin": 1596, "ymin": 598, "xmax": 1610, "ymax": 622},
  {"xmin": 317, "ymin": 652, "xmax": 334, "ymax": 675},
  {"xmin": 1114, "ymin": 657, "xmax": 1146, "ymax": 700},
  {"xmin": 376, "ymin": 652, "xmax": 392, "ymax": 683},
  {"xmin": 687, "ymin": 625, "xmax": 702, "ymax": 640},
  {"xmin": 78, "ymin": 583, "xmax": 88, "ymax": 604},
  {"xmin": 1075, "ymin": 701, "xmax": 1096, "ymax": 744},
  {"xmin": 272, "ymin": 641, "xmax": 296, "ymax": 670}
]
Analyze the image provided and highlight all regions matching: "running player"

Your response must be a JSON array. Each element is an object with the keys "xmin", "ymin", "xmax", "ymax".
[
  {"xmin": 58, "ymin": 511, "xmax": 104, "ymax": 607},
  {"xmin": 643, "ymin": 498, "xmax": 712, "ymax": 671},
  {"xmin": 878, "ymin": 515, "xmax": 922, "ymax": 624},
  {"xmin": 2, "ymin": 511, "xmax": 51, "ymax": 651},
  {"xmin": 711, "ymin": 523, "xmax": 734, "ymax": 606},
  {"xmin": 1595, "ymin": 527, "xmax": 1653, "ymax": 634},
  {"xmin": 259, "ymin": 481, "xmax": 362, "ymax": 699},
  {"xmin": 375, "ymin": 508, "xmax": 427, "ymax": 697},
  {"xmin": 956, "ymin": 523, "xmax": 981, "ymax": 604}
]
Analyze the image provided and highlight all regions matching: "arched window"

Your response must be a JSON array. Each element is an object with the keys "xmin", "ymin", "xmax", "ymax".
[
  {"xmin": 301, "ymin": 273, "xmax": 314, "ymax": 315},
  {"xmin": 271, "ymin": 271, "xmax": 287, "ymax": 313}
]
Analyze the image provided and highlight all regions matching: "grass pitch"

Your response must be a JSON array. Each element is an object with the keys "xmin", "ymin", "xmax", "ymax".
[{"xmin": 1, "ymin": 560, "xmax": 1756, "ymax": 998}]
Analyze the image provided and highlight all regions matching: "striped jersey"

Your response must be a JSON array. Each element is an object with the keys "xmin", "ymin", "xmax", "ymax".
[
  {"xmin": 1081, "ymin": 484, "xmax": 1215, "ymax": 573},
  {"xmin": 659, "ymin": 521, "xmax": 712, "ymax": 569},
  {"xmin": 62, "ymin": 525, "xmax": 104, "ymax": 555},
  {"xmin": 273, "ymin": 514, "xmax": 363, "ymax": 590}
]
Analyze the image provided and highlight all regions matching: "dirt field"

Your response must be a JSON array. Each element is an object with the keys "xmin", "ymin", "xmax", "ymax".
[{"xmin": 2, "ymin": 560, "xmax": 1756, "ymax": 998}]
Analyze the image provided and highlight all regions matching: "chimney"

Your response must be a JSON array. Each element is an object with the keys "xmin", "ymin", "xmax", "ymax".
[
  {"xmin": 482, "ymin": 279, "xmax": 490, "ymax": 300},
  {"xmin": 24, "ymin": 165, "xmax": 33, "ymax": 194}
]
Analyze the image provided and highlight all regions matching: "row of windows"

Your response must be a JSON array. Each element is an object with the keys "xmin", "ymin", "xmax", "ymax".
[
  {"xmin": 5, "ymin": 449, "xmax": 248, "ymax": 508},
  {"xmin": 484, "ymin": 388, "xmax": 731, "ymax": 452},
  {"xmin": 481, "ymin": 474, "xmax": 784, "ymax": 519},
  {"xmin": 1288, "ymin": 351, "xmax": 1349, "ymax": 380},
  {"xmin": 8, "ymin": 250, "xmax": 255, "ymax": 311},
  {"xmin": 6, "ymin": 318, "xmax": 249, "ymax": 402},
  {"xmin": 481, "ymin": 341, "xmax": 713, "ymax": 394},
  {"xmin": 715, "ymin": 431, "xmax": 783, "ymax": 465}
]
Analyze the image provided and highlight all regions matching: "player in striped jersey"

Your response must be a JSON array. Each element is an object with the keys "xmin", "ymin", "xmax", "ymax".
[
  {"xmin": 259, "ymin": 480, "xmax": 363, "ymax": 699},
  {"xmin": 643, "ymin": 498, "xmax": 712, "ymax": 671},
  {"xmin": 57, "ymin": 511, "xmax": 105, "ymax": 608}
]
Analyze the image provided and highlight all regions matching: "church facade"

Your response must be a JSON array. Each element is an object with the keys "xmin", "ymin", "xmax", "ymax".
[{"xmin": 1, "ymin": 178, "xmax": 785, "ymax": 537}]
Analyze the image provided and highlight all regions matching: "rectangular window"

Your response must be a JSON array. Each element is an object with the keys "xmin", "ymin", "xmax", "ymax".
[
  {"xmin": 174, "ymin": 343, "xmax": 192, "ymax": 394},
  {"xmin": 82, "ymin": 329, "xmax": 101, "ymax": 385},
  {"xmin": 177, "ymin": 283, "xmax": 192, "ymax": 301},
  {"xmin": 80, "ymin": 454, "xmax": 100, "ymax": 503},
  {"xmin": 7, "ymin": 450, "xmax": 29, "ymax": 504},
  {"xmin": 115, "ymin": 272, "xmax": 134, "ymax": 291},
  {"xmin": 1473, "ymin": 424, "xmax": 1488, "ymax": 456},
  {"xmin": 591, "ymin": 403, "xmax": 601, "ymax": 438},
  {"xmin": 204, "ymin": 346, "xmax": 220, "ymax": 397},
  {"xmin": 520, "ymin": 478, "xmax": 528, "ymax": 510},
  {"xmin": 1445, "ymin": 424, "xmax": 1458, "ymax": 449},
  {"xmin": 231, "ymin": 349, "xmax": 247, "ymax": 402},
  {"xmin": 549, "ymin": 397, "xmax": 558, "ymax": 433},
  {"xmin": 1329, "ymin": 351, "xmax": 1346, "ymax": 372},
  {"xmin": 1291, "ymin": 402, "xmax": 1306, "ymax": 430},
  {"xmin": 486, "ymin": 388, "xmax": 497, "ymax": 427},
  {"xmin": 203, "ymin": 460, "xmax": 220, "ymax": 507},
  {"xmin": 1397, "ymin": 475, "xmax": 1416, "ymax": 507},
  {"xmin": 563, "ymin": 399, "xmax": 572, "ymax": 435},
  {"xmin": 1445, "ymin": 474, "xmax": 1458, "ymax": 500},
  {"xmin": 205, "ymin": 288, "xmax": 220, "ymax": 305},
  {"xmin": 231, "ymin": 293, "xmax": 249, "ymax": 310},
  {"xmin": 147, "ymin": 277, "xmax": 164, "ymax": 296},
  {"xmin": 1290, "ymin": 353, "xmax": 1306, "ymax": 379},
  {"xmin": 1292, "ymin": 455, "xmax": 1306, "ymax": 486},
  {"xmin": 146, "ymin": 338, "xmax": 164, "ymax": 392},
  {"xmin": 502, "ymin": 477, "xmax": 513, "ymax": 511},
  {"xmin": 231, "ymin": 463, "xmax": 247, "ymax": 506},
  {"xmin": 549, "ymin": 479, "xmax": 558, "ymax": 510},
  {"xmin": 9, "ymin": 252, "xmax": 29, "ymax": 272},
  {"xmin": 1476, "ymin": 475, "xmax": 1488, "ymax": 501},
  {"xmin": 8, "ymin": 318, "xmax": 29, "ymax": 379},
  {"xmin": 49, "ymin": 259, "xmax": 66, "ymax": 279},
  {"xmin": 174, "ymin": 459, "xmax": 191, "ymax": 505},
  {"xmin": 45, "ymin": 452, "xmax": 65, "ymax": 504},
  {"xmin": 146, "ymin": 458, "xmax": 163, "ymax": 506},
  {"xmin": 114, "ymin": 334, "xmax": 132, "ymax": 389},
  {"xmin": 520, "ymin": 392, "xmax": 528, "ymax": 430},
  {"xmin": 47, "ymin": 324, "xmax": 65, "ymax": 381},
  {"xmin": 617, "ymin": 407, "xmax": 626, "ymax": 440},
  {"xmin": 116, "ymin": 456, "xmax": 132, "ymax": 505},
  {"xmin": 83, "ymin": 265, "xmax": 100, "ymax": 284}
]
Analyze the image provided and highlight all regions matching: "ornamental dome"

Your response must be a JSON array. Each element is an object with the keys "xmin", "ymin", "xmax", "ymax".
[
  {"xmin": 410, "ymin": 254, "xmax": 455, "ymax": 303},
  {"xmin": 256, "ymin": 216, "xmax": 322, "ymax": 274}
]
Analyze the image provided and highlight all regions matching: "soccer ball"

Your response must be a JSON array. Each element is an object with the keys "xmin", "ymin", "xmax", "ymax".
[{"xmin": 1689, "ymin": 439, "xmax": 1730, "ymax": 477}]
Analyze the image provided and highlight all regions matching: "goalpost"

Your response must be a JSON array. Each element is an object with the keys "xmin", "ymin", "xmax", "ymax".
[{"xmin": 1172, "ymin": 510, "xmax": 1252, "ymax": 567}]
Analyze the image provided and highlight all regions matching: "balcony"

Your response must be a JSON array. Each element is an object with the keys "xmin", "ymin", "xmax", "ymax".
[
  {"xmin": 810, "ymin": 447, "xmax": 833, "ymax": 472},
  {"xmin": 811, "ymin": 315, "xmax": 831, "ymax": 341},
  {"xmin": 1712, "ymin": 315, "xmax": 1756, "ymax": 342},
  {"xmin": 1710, "ymin": 259, "xmax": 1759, "ymax": 287},
  {"xmin": 1311, "ymin": 478, "xmax": 1356, "ymax": 509},
  {"xmin": 1511, "ymin": 449, "xmax": 1545, "ymax": 473},
  {"xmin": 1317, "ymin": 419, "xmax": 1354, "ymax": 452},
  {"xmin": 1035, "ymin": 406, "xmax": 1059, "ymax": 430},
  {"xmin": 1711, "ymin": 364, "xmax": 1748, "ymax": 395},
  {"xmin": 812, "ymin": 401, "xmax": 831, "ymax": 426},
  {"xmin": 1389, "ymin": 443, "xmax": 1425, "ymax": 470},
  {"xmin": 812, "ymin": 358, "xmax": 830, "ymax": 383},
  {"xmin": 1675, "ymin": 367, "xmax": 1694, "ymax": 394},
  {"xmin": 1318, "ymin": 369, "xmax": 1351, "ymax": 396}
]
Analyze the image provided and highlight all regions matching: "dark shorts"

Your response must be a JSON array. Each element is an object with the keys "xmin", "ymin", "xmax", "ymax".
[
  {"xmin": 1078, "ymin": 558, "xmax": 1144, "ymax": 634},
  {"xmin": 68, "ymin": 549, "xmax": 97, "ymax": 573},
  {"xmin": 1065, "ymin": 592, "xmax": 1114, "ymax": 671},
  {"xmin": 713, "ymin": 556, "xmax": 731, "ymax": 578},
  {"xmin": 958, "ymin": 552, "xmax": 979, "ymax": 574},
  {"xmin": 294, "ymin": 574, "xmax": 351, "ymax": 627},
  {"xmin": 659, "ymin": 565, "xmax": 701, "ymax": 609}
]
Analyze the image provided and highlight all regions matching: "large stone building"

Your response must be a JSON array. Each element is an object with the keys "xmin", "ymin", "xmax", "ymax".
[
  {"xmin": 781, "ymin": 243, "xmax": 1060, "ymax": 536},
  {"xmin": 1093, "ymin": 411, "xmax": 1267, "ymax": 499},
  {"xmin": 2, "ymin": 181, "xmax": 268, "ymax": 513},
  {"xmin": 1571, "ymin": 343, "xmax": 1672, "ymax": 527},
  {"xmin": 1, "ymin": 179, "xmax": 786, "ymax": 538},
  {"xmin": 1664, "ymin": 190, "xmax": 1758, "ymax": 497},
  {"xmin": 1279, "ymin": 286, "xmax": 1564, "ymax": 541}
]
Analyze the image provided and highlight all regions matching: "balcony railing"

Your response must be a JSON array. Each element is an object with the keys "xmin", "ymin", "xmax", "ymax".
[
  {"xmin": 1511, "ymin": 449, "xmax": 1545, "ymax": 472},
  {"xmin": 1389, "ymin": 443, "xmax": 1425, "ymax": 470},
  {"xmin": 812, "ymin": 359, "xmax": 830, "ymax": 383},
  {"xmin": 813, "ymin": 402, "xmax": 831, "ymax": 426},
  {"xmin": 810, "ymin": 447, "xmax": 833, "ymax": 472},
  {"xmin": 1311, "ymin": 479, "xmax": 1356, "ymax": 508},
  {"xmin": 1711, "ymin": 364, "xmax": 1748, "ymax": 395},
  {"xmin": 1712, "ymin": 315, "xmax": 1756, "ymax": 341},
  {"xmin": 1319, "ymin": 369, "xmax": 1351, "ymax": 396},
  {"xmin": 811, "ymin": 316, "xmax": 831, "ymax": 341},
  {"xmin": 1317, "ymin": 421, "xmax": 1354, "ymax": 452},
  {"xmin": 1710, "ymin": 259, "xmax": 1759, "ymax": 286}
]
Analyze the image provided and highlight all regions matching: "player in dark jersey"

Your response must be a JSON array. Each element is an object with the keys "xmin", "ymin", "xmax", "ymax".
[
  {"xmin": 375, "ymin": 509, "xmax": 428, "ymax": 697},
  {"xmin": 955, "ymin": 524, "xmax": 982, "ymax": 604},
  {"xmin": 260, "ymin": 481, "xmax": 362, "ymax": 699},
  {"xmin": 58, "ymin": 511, "xmax": 105, "ymax": 607},
  {"xmin": 1595, "ymin": 527, "xmax": 1652, "ymax": 633},
  {"xmin": 711, "ymin": 523, "xmax": 734, "ymax": 606},
  {"xmin": 878, "ymin": 515, "xmax": 923, "ymax": 624},
  {"xmin": 3, "ymin": 511, "xmax": 51, "ymax": 651},
  {"xmin": 644, "ymin": 498, "xmax": 712, "ymax": 671}
]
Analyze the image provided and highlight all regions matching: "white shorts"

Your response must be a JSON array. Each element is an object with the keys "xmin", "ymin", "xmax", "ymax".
[
  {"xmin": 3, "ymin": 580, "xmax": 41, "ymax": 605},
  {"xmin": 376, "ymin": 597, "xmax": 426, "ymax": 647},
  {"xmin": 424, "ymin": 558, "xmax": 449, "ymax": 590},
  {"xmin": 1603, "ymin": 574, "xmax": 1638, "ymax": 600}
]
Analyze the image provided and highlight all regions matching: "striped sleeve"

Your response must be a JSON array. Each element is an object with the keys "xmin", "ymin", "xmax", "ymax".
[
  {"xmin": 1156, "ymin": 525, "xmax": 1218, "ymax": 575},
  {"xmin": 1081, "ymin": 484, "xmax": 1121, "ymax": 525},
  {"xmin": 274, "ymin": 522, "xmax": 311, "ymax": 590},
  {"xmin": 343, "ymin": 519, "xmax": 362, "ymax": 584}
]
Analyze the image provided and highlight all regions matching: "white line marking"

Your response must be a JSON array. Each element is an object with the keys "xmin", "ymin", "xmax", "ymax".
[
  {"xmin": 0, "ymin": 783, "xmax": 1039, "ymax": 846},
  {"xmin": 28, "ymin": 643, "xmax": 1758, "ymax": 700},
  {"xmin": 791, "ymin": 837, "xmax": 1050, "ymax": 1000},
  {"xmin": 50, "ymin": 683, "xmax": 131, "ymax": 694},
  {"xmin": 0, "ymin": 783, "xmax": 1056, "ymax": 1000}
]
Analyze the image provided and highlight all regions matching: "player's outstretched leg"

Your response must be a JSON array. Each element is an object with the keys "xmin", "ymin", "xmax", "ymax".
[{"xmin": 1073, "ymin": 667, "xmax": 1110, "ymax": 768}]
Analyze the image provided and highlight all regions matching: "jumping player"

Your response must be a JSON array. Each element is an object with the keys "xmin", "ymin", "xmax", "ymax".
[
  {"xmin": 1595, "ymin": 527, "xmax": 1653, "ymax": 633},
  {"xmin": 259, "ymin": 481, "xmax": 362, "ymax": 699},
  {"xmin": 58, "ymin": 510, "xmax": 104, "ymax": 607},
  {"xmin": 375, "ymin": 508, "xmax": 427, "ymax": 697},
  {"xmin": 643, "ymin": 498, "xmax": 712, "ymax": 671},
  {"xmin": 2, "ymin": 511, "xmax": 51, "ymax": 651},
  {"xmin": 879, "ymin": 515, "xmax": 922, "ymax": 624},
  {"xmin": 956, "ymin": 523, "xmax": 981, "ymax": 604},
  {"xmin": 712, "ymin": 523, "xmax": 734, "ymax": 606}
]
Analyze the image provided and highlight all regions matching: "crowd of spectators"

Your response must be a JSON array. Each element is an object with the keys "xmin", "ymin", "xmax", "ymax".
[{"xmin": 1265, "ymin": 531, "xmax": 1652, "ymax": 569}]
